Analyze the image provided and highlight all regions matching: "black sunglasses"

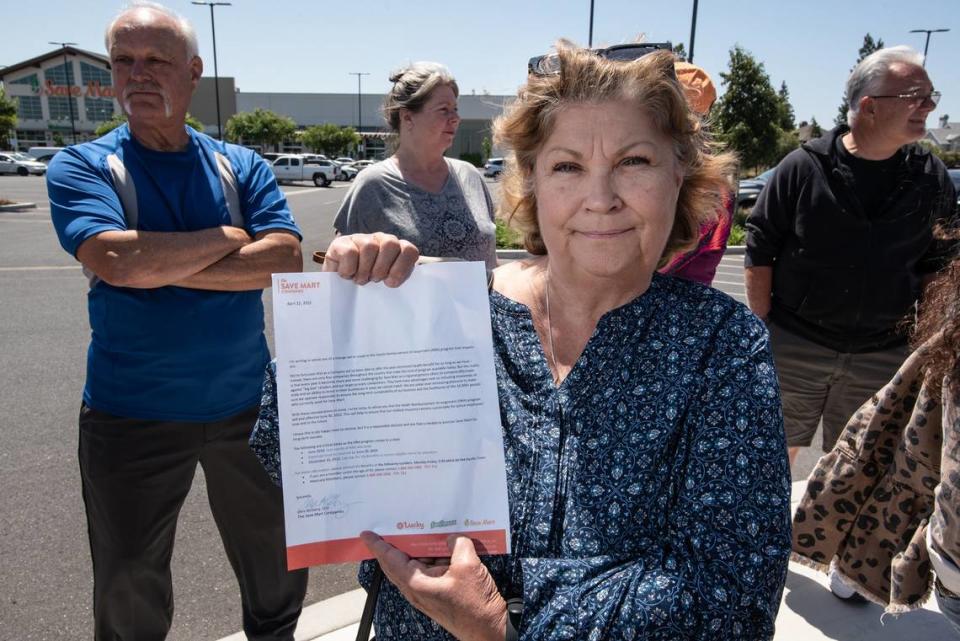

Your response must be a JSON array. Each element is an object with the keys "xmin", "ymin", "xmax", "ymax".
[{"xmin": 527, "ymin": 42, "xmax": 674, "ymax": 76}]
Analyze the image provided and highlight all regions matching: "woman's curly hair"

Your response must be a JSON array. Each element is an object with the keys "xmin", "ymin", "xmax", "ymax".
[
  {"xmin": 492, "ymin": 42, "xmax": 736, "ymax": 265},
  {"xmin": 913, "ymin": 250, "xmax": 960, "ymax": 396}
]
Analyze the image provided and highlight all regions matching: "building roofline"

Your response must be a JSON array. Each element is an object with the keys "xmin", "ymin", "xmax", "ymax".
[{"xmin": 0, "ymin": 46, "xmax": 109, "ymax": 79}]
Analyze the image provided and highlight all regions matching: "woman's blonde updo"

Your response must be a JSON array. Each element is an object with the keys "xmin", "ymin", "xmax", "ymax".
[{"xmin": 382, "ymin": 62, "xmax": 459, "ymax": 134}]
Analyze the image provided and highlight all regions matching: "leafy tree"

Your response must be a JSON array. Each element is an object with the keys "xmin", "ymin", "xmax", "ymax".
[
  {"xmin": 715, "ymin": 46, "xmax": 783, "ymax": 171},
  {"xmin": 52, "ymin": 131, "xmax": 65, "ymax": 146},
  {"xmin": 94, "ymin": 112, "xmax": 204, "ymax": 137},
  {"xmin": 835, "ymin": 33, "xmax": 885, "ymax": 127},
  {"xmin": 672, "ymin": 42, "xmax": 687, "ymax": 61},
  {"xmin": 224, "ymin": 108, "xmax": 296, "ymax": 151},
  {"xmin": 0, "ymin": 89, "xmax": 18, "ymax": 146},
  {"xmin": 773, "ymin": 128, "xmax": 800, "ymax": 165},
  {"xmin": 777, "ymin": 81, "xmax": 796, "ymax": 131},
  {"xmin": 810, "ymin": 117, "xmax": 823, "ymax": 138},
  {"xmin": 481, "ymin": 136, "xmax": 493, "ymax": 162},
  {"xmin": 301, "ymin": 123, "xmax": 361, "ymax": 156}
]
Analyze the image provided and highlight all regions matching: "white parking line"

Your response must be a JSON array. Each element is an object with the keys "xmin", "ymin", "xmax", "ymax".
[
  {"xmin": 0, "ymin": 265, "xmax": 80, "ymax": 271},
  {"xmin": 712, "ymin": 279, "xmax": 745, "ymax": 287}
]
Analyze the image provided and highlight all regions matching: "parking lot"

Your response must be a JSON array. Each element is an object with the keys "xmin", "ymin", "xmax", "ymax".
[{"xmin": 0, "ymin": 173, "xmax": 822, "ymax": 639}]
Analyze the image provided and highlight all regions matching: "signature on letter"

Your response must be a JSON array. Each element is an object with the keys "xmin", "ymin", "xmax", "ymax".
[{"xmin": 299, "ymin": 494, "xmax": 363, "ymax": 519}]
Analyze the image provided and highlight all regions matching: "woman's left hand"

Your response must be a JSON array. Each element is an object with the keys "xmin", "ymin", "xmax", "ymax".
[{"xmin": 360, "ymin": 531, "xmax": 507, "ymax": 641}]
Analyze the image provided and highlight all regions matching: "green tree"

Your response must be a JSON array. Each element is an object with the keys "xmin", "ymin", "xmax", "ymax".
[
  {"xmin": 715, "ymin": 45, "xmax": 783, "ymax": 171},
  {"xmin": 52, "ymin": 131, "xmax": 66, "ymax": 146},
  {"xmin": 301, "ymin": 123, "xmax": 361, "ymax": 156},
  {"xmin": 93, "ymin": 112, "xmax": 205, "ymax": 137},
  {"xmin": 481, "ymin": 136, "xmax": 493, "ymax": 162},
  {"xmin": 810, "ymin": 117, "xmax": 823, "ymax": 138},
  {"xmin": 777, "ymin": 81, "xmax": 796, "ymax": 131},
  {"xmin": 224, "ymin": 108, "xmax": 297, "ymax": 151},
  {"xmin": 835, "ymin": 33, "xmax": 885, "ymax": 127},
  {"xmin": 672, "ymin": 42, "xmax": 687, "ymax": 61},
  {"xmin": 0, "ymin": 89, "xmax": 18, "ymax": 146}
]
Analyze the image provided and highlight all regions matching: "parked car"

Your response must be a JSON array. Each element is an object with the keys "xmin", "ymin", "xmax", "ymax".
[
  {"xmin": 950, "ymin": 168, "xmax": 960, "ymax": 207},
  {"xmin": 27, "ymin": 146, "xmax": 65, "ymax": 164},
  {"xmin": 261, "ymin": 152, "xmax": 282, "ymax": 164},
  {"xmin": 335, "ymin": 157, "xmax": 355, "ymax": 165},
  {"xmin": 736, "ymin": 167, "xmax": 777, "ymax": 208},
  {"xmin": 334, "ymin": 162, "xmax": 358, "ymax": 181},
  {"xmin": 483, "ymin": 157, "xmax": 504, "ymax": 178},
  {"xmin": 351, "ymin": 159, "xmax": 377, "ymax": 172},
  {"xmin": 271, "ymin": 155, "xmax": 335, "ymax": 187},
  {"xmin": 0, "ymin": 151, "xmax": 48, "ymax": 176}
]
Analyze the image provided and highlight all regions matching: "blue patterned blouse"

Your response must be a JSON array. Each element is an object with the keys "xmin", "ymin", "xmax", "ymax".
[{"xmin": 251, "ymin": 274, "xmax": 792, "ymax": 640}]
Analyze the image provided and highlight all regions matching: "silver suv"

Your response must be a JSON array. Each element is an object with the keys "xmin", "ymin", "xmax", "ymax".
[{"xmin": 483, "ymin": 157, "xmax": 504, "ymax": 178}]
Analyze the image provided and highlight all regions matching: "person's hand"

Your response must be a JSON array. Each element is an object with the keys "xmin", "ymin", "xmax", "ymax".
[
  {"xmin": 360, "ymin": 531, "xmax": 507, "ymax": 641},
  {"xmin": 321, "ymin": 233, "xmax": 419, "ymax": 287}
]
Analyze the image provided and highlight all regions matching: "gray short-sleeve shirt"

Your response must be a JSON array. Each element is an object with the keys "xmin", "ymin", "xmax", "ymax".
[{"xmin": 333, "ymin": 157, "xmax": 497, "ymax": 269}]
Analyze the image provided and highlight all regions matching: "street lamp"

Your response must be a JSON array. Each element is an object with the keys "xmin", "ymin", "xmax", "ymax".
[
  {"xmin": 688, "ymin": 0, "xmax": 700, "ymax": 62},
  {"xmin": 192, "ymin": 1, "xmax": 231, "ymax": 140},
  {"xmin": 349, "ymin": 72, "xmax": 369, "ymax": 158},
  {"xmin": 48, "ymin": 41, "xmax": 78, "ymax": 145},
  {"xmin": 909, "ymin": 28, "xmax": 950, "ymax": 67},
  {"xmin": 588, "ymin": 0, "xmax": 595, "ymax": 47}
]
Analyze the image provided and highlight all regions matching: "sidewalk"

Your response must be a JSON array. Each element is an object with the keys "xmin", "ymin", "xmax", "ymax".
[{"xmin": 219, "ymin": 481, "xmax": 953, "ymax": 641}]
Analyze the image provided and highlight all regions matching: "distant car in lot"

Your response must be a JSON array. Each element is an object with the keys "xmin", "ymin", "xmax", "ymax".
[
  {"xmin": 261, "ymin": 152, "xmax": 282, "ymax": 164},
  {"xmin": 950, "ymin": 168, "xmax": 960, "ymax": 207},
  {"xmin": 736, "ymin": 167, "xmax": 777, "ymax": 208},
  {"xmin": 351, "ymin": 159, "xmax": 377, "ymax": 172},
  {"xmin": 27, "ymin": 146, "xmax": 65, "ymax": 164},
  {"xmin": 0, "ymin": 152, "xmax": 48, "ymax": 176},
  {"xmin": 334, "ymin": 157, "xmax": 355, "ymax": 164},
  {"xmin": 334, "ymin": 162, "xmax": 358, "ymax": 181},
  {"xmin": 271, "ymin": 155, "xmax": 335, "ymax": 187},
  {"xmin": 483, "ymin": 157, "xmax": 504, "ymax": 178}
]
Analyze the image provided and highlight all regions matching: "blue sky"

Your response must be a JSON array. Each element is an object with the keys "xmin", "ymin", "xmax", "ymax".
[{"xmin": 2, "ymin": 0, "xmax": 957, "ymax": 128}]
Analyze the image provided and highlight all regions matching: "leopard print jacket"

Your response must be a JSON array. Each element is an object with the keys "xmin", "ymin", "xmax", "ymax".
[{"xmin": 791, "ymin": 345, "xmax": 958, "ymax": 613}]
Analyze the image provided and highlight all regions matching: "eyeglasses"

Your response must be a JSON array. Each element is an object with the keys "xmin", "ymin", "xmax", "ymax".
[
  {"xmin": 527, "ymin": 42, "xmax": 674, "ymax": 76},
  {"xmin": 868, "ymin": 90, "xmax": 941, "ymax": 108}
]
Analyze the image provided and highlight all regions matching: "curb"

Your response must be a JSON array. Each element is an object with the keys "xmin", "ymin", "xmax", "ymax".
[
  {"xmin": 217, "ymin": 588, "xmax": 369, "ymax": 641},
  {"xmin": 0, "ymin": 202, "xmax": 38, "ymax": 212},
  {"xmin": 725, "ymin": 245, "xmax": 745, "ymax": 255}
]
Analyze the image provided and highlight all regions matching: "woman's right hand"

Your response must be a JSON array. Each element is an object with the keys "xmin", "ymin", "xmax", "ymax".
[{"xmin": 322, "ymin": 233, "xmax": 419, "ymax": 287}]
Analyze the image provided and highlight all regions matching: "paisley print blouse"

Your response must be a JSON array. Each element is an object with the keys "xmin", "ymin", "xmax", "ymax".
[{"xmin": 252, "ymin": 274, "xmax": 791, "ymax": 640}]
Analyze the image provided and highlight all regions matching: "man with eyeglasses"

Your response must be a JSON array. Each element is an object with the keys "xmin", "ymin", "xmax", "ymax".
[{"xmin": 745, "ymin": 41, "xmax": 956, "ymax": 588}]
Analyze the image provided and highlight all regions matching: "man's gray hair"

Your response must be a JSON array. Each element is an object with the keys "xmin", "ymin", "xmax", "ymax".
[
  {"xmin": 846, "ymin": 45, "xmax": 924, "ymax": 126},
  {"xmin": 104, "ymin": 1, "xmax": 200, "ymax": 59}
]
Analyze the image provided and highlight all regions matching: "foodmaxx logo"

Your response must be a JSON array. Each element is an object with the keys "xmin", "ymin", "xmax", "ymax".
[
  {"xmin": 278, "ymin": 278, "xmax": 322, "ymax": 294},
  {"xmin": 429, "ymin": 519, "xmax": 456, "ymax": 529}
]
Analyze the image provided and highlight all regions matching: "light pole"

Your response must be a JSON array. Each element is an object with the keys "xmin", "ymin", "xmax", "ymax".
[
  {"xmin": 688, "ymin": 0, "xmax": 700, "ymax": 62},
  {"xmin": 588, "ymin": 0, "xmax": 595, "ymax": 47},
  {"xmin": 349, "ymin": 72, "xmax": 369, "ymax": 158},
  {"xmin": 909, "ymin": 28, "xmax": 950, "ymax": 67},
  {"xmin": 192, "ymin": 1, "xmax": 231, "ymax": 139},
  {"xmin": 49, "ymin": 41, "xmax": 78, "ymax": 145}
]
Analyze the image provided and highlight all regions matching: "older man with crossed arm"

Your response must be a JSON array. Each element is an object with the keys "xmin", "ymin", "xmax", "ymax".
[{"xmin": 47, "ymin": 2, "xmax": 306, "ymax": 638}]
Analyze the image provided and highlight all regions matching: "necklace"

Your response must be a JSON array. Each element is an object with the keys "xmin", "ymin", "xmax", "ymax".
[{"xmin": 543, "ymin": 270, "xmax": 560, "ymax": 384}]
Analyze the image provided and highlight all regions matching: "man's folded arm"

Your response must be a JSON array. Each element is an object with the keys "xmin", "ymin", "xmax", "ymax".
[
  {"xmin": 173, "ymin": 229, "xmax": 303, "ymax": 291},
  {"xmin": 77, "ymin": 226, "xmax": 252, "ymax": 289}
]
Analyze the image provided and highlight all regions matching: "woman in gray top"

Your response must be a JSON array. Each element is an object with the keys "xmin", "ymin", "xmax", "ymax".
[{"xmin": 334, "ymin": 62, "xmax": 498, "ymax": 269}]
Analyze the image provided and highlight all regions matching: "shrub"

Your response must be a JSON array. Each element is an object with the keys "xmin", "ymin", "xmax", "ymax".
[{"xmin": 459, "ymin": 152, "xmax": 483, "ymax": 167}]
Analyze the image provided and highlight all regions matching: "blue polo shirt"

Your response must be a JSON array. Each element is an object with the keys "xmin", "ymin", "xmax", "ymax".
[{"xmin": 48, "ymin": 124, "xmax": 301, "ymax": 422}]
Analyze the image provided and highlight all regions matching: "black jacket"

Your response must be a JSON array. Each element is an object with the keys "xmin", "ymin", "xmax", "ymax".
[{"xmin": 745, "ymin": 126, "xmax": 957, "ymax": 353}]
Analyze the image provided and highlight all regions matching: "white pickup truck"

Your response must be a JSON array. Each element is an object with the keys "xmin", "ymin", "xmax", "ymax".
[{"xmin": 270, "ymin": 155, "xmax": 335, "ymax": 187}]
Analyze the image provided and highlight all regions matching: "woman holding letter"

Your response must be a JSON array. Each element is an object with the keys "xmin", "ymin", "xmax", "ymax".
[{"xmin": 278, "ymin": 42, "xmax": 792, "ymax": 640}]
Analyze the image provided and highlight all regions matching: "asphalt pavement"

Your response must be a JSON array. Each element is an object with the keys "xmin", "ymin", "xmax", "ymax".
[{"xmin": 0, "ymin": 173, "xmax": 822, "ymax": 639}]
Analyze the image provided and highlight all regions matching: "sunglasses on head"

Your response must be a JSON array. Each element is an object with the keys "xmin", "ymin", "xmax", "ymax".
[{"xmin": 527, "ymin": 42, "xmax": 674, "ymax": 76}]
